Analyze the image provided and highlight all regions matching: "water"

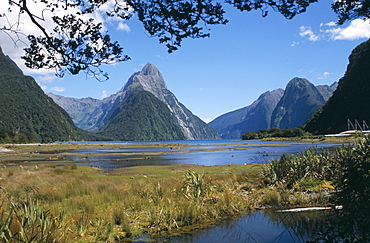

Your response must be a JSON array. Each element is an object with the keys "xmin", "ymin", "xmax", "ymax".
[
  {"xmin": 65, "ymin": 139, "xmax": 346, "ymax": 242},
  {"xmin": 68, "ymin": 139, "xmax": 342, "ymax": 169},
  {"xmin": 135, "ymin": 210, "xmax": 338, "ymax": 242}
]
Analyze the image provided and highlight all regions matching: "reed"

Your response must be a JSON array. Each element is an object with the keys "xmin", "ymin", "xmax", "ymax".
[{"xmin": 0, "ymin": 165, "xmax": 255, "ymax": 242}]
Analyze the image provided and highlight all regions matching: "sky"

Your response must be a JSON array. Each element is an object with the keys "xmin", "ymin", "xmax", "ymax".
[{"xmin": 1, "ymin": 1, "xmax": 370, "ymax": 123}]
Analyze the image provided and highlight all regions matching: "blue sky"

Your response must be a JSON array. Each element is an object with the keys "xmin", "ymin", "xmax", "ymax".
[{"xmin": 1, "ymin": 1, "xmax": 370, "ymax": 122}]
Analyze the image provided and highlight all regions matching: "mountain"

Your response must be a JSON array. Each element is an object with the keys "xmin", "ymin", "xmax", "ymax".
[
  {"xmin": 209, "ymin": 89, "xmax": 284, "ymax": 139},
  {"xmin": 49, "ymin": 63, "xmax": 220, "ymax": 140},
  {"xmin": 305, "ymin": 39, "xmax": 370, "ymax": 134},
  {"xmin": 97, "ymin": 91, "xmax": 186, "ymax": 140},
  {"xmin": 0, "ymin": 47, "xmax": 97, "ymax": 143},
  {"xmin": 316, "ymin": 82, "xmax": 338, "ymax": 101},
  {"xmin": 209, "ymin": 79, "xmax": 336, "ymax": 139},
  {"xmin": 47, "ymin": 94, "xmax": 105, "ymax": 131},
  {"xmin": 270, "ymin": 77, "xmax": 326, "ymax": 129}
]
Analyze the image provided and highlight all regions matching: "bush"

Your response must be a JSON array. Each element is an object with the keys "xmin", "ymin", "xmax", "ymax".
[
  {"xmin": 242, "ymin": 126, "xmax": 312, "ymax": 140},
  {"xmin": 333, "ymin": 137, "xmax": 370, "ymax": 213}
]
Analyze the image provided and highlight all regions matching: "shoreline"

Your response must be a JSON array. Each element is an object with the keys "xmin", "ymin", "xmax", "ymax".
[{"xmin": 0, "ymin": 141, "xmax": 339, "ymax": 242}]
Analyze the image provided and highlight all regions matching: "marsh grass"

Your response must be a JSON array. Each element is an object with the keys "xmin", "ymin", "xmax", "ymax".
[
  {"xmin": 0, "ymin": 164, "xmax": 262, "ymax": 242},
  {"xmin": 1, "ymin": 138, "xmax": 352, "ymax": 242}
]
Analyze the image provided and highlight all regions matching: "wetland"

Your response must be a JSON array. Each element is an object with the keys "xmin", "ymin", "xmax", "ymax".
[{"xmin": 0, "ymin": 139, "xmax": 358, "ymax": 242}]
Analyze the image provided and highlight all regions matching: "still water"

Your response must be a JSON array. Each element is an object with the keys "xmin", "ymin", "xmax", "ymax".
[
  {"xmin": 67, "ymin": 139, "xmax": 344, "ymax": 242},
  {"xmin": 136, "ymin": 210, "xmax": 338, "ymax": 243},
  {"xmin": 69, "ymin": 139, "xmax": 342, "ymax": 169}
]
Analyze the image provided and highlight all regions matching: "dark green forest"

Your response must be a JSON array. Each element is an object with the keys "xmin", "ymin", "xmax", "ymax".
[
  {"xmin": 305, "ymin": 39, "xmax": 370, "ymax": 134},
  {"xmin": 0, "ymin": 47, "xmax": 103, "ymax": 143},
  {"xmin": 242, "ymin": 126, "xmax": 313, "ymax": 140},
  {"xmin": 98, "ymin": 91, "xmax": 186, "ymax": 141}
]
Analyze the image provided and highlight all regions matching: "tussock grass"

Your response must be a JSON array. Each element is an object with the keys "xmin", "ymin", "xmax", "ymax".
[{"xmin": 0, "ymin": 164, "xmax": 263, "ymax": 242}]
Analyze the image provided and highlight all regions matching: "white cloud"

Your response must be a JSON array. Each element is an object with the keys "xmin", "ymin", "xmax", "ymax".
[
  {"xmin": 324, "ymin": 19, "xmax": 370, "ymax": 40},
  {"xmin": 50, "ymin": 86, "xmax": 66, "ymax": 92},
  {"xmin": 36, "ymin": 74, "xmax": 57, "ymax": 83},
  {"xmin": 299, "ymin": 19, "xmax": 370, "ymax": 42},
  {"xmin": 299, "ymin": 26, "xmax": 320, "ymax": 41},
  {"xmin": 0, "ymin": 0, "xmax": 79, "ymax": 76},
  {"xmin": 320, "ymin": 21, "xmax": 336, "ymax": 27},
  {"xmin": 101, "ymin": 90, "xmax": 109, "ymax": 98},
  {"xmin": 201, "ymin": 118, "xmax": 212, "ymax": 123},
  {"xmin": 38, "ymin": 84, "xmax": 48, "ymax": 90},
  {"xmin": 117, "ymin": 22, "xmax": 131, "ymax": 32},
  {"xmin": 291, "ymin": 41, "xmax": 299, "ymax": 47},
  {"xmin": 318, "ymin": 71, "xmax": 331, "ymax": 79},
  {"xmin": 199, "ymin": 88, "xmax": 204, "ymax": 91},
  {"xmin": 0, "ymin": 0, "xmax": 130, "ymax": 76}
]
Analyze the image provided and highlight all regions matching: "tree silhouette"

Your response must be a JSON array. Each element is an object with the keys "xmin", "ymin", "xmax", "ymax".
[{"xmin": 1, "ymin": 0, "xmax": 367, "ymax": 79}]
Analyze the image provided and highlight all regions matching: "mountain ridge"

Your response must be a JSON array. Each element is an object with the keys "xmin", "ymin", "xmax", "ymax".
[
  {"xmin": 305, "ymin": 39, "xmax": 370, "ymax": 134},
  {"xmin": 270, "ymin": 77, "xmax": 327, "ymax": 129},
  {"xmin": 0, "ymin": 46, "xmax": 98, "ymax": 142},
  {"xmin": 50, "ymin": 63, "xmax": 220, "ymax": 140},
  {"xmin": 209, "ymin": 78, "xmax": 337, "ymax": 139}
]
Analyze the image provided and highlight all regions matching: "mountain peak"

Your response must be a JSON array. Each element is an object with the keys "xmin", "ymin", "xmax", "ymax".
[
  {"xmin": 286, "ymin": 77, "xmax": 310, "ymax": 89},
  {"xmin": 129, "ymin": 62, "xmax": 167, "ymax": 96},
  {"xmin": 271, "ymin": 77, "xmax": 325, "ymax": 129},
  {"xmin": 140, "ymin": 62, "xmax": 161, "ymax": 76}
]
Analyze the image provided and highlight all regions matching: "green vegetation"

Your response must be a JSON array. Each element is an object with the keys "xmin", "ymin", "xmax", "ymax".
[
  {"xmin": 98, "ymin": 91, "xmax": 186, "ymax": 141},
  {"xmin": 305, "ymin": 39, "xmax": 370, "ymax": 135},
  {"xmin": 0, "ymin": 164, "xmax": 261, "ymax": 242},
  {"xmin": 0, "ymin": 130, "xmax": 37, "ymax": 144},
  {"xmin": 0, "ymin": 49, "xmax": 104, "ymax": 143},
  {"xmin": 242, "ymin": 126, "xmax": 315, "ymax": 140},
  {"xmin": 1, "ymin": 139, "xmax": 369, "ymax": 241},
  {"xmin": 262, "ymin": 148, "xmax": 337, "ymax": 188},
  {"xmin": 0, "ymin": 49, "xmax": 110, "ymax": 143},
  {"xmin": 262, "ymin": 137, "xmax": 370, "ymax": 241}
]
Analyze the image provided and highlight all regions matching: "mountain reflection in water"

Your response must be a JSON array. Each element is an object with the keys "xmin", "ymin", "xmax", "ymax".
[
  {"xmin": 69, "ymin": 140, "xmax": 342, "ymax": 169},
  {"xmin": 135, "ymin": 210, "xmax": 338, "ymax": 242}
]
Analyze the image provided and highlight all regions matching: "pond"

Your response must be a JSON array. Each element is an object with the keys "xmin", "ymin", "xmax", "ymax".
[
  {"xmin": 66, "ymin": 139, "xmax": 343, "ymax": 169},
  {"xmin": 134, "ymin": 209, "xmax": 344, "ymax": 242}
]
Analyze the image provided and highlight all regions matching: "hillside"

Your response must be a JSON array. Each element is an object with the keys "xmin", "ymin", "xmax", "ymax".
[
  {"xmin": 209, "ymin": 79, "xmax": 336, "ymax": 139},
  {"xmin": 50, "ymin": 63, "xmax": 220, "ymax": 140},
  {"xmin": 270, "ymin": 77, "xmax": 326, "ymax": 129},
  {"xmin": 209, "ymin": 89, "xmax": 284, "ymax": 139},
  {"xmin": 305, "ymin": 39, "xmax": 370, "ymax": 134},
  {"xmin": 0, "ymin": 47, "xmax": 97, "ymax": 142},
  {"xmin": 98, "ymin": 91, "xmax": 186, "ymax": 141},
  {"xmin": 47, "ymin": 94, "xmax": 104, "ymax": 131}
]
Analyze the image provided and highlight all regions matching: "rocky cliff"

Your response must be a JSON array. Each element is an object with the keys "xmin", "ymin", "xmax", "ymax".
[{"xmin": 97, "ymin": 91, "xmax": 186, "ymax": 141}]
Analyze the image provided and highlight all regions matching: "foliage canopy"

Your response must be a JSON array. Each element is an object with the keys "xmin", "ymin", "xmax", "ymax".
[{"xmin": 2, "ymin": 0, "xmax": 368, "ymax": 79}]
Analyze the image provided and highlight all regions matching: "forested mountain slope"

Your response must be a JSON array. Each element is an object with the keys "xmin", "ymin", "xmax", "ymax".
[
  {"xmin": 0, "ymin": 47, "xmax": 96, "ymax": 142},
  {"xmin": 306, "ymin": 39, "xmax": 370, "ymax": 134}
]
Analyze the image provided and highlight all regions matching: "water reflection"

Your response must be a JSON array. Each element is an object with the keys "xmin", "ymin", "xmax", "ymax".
[
  {"xmin": 134, "ymin": 210, "xmax": 338, "ymax": 243},
  {"xmin": 67, "ymin": 140, "xmax": 342, "ymax": 169},
  {"xmin": 136, "ymin": 208, "xmax": 369, "ymax": 243}
]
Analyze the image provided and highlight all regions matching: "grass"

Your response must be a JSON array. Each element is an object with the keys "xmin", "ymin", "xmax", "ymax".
[
  {"xmin": 0, "ymin": 141, "xmax": 345, "ymax": 242},
  {"xmin": 0, "ymin": 163, "xmax": 268, "ymax": 242}
]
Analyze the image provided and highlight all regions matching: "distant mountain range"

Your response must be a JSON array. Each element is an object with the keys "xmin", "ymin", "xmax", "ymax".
[
  {"xmin": 3, "ymin": 37, "xmax": 368, "ymax": 142},
  {"xmin": 209, "ymin": 78, "xmax": 337, "ymax": 139},
  {"xmin": 49, "ymin": 63, "xmax": 220, "ymax": 140}
]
